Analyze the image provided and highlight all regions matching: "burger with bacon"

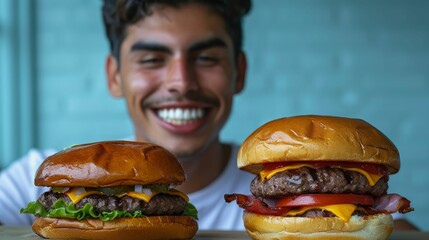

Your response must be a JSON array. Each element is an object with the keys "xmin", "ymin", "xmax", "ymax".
[
  {"xmin": 225, "ymin": 115, "xmax": 413, "ymax": 240},
  {"xmin": 21, "ymin": 140, "xmax": 198, "ymax": 240}
]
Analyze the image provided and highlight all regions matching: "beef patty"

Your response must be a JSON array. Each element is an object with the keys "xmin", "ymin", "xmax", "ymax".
[
  {"xmin": 38, "ymin": 191, "xmax": 187, "ymax": 216},
  {"xmin": 251, "ymin": 167, "xmax": 388, "ymax": 198}
]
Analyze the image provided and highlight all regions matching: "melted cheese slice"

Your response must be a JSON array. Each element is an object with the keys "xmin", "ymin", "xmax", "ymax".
[
  {"xmin": 66, "ymin": 188, "xmax": 103, "ymax": 204},
  {"xmin": 126, "ymin": 189, "xmax": 189, "ymax": 203},
  {"xmin": 65, "ymin": 187, "xmax": 189, "ymax": 204},
  {"xmin": 285, "ymin": 204, "xmax": 357, "ymax": 222},
  {"xmin": 347, "ymin": 168, "xmax": 383, "ymax": 186},
  {"xmin": 261, "ymin": 164, "xmax": 311, "ymax": 180},
  {"xmin": 260, "ymin": 164, "xmax": 383, "ymax": 186}
]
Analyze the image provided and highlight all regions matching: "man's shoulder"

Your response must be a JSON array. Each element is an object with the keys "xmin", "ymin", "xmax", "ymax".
[
  {"xmin": 0, "ymin": 148, "xmax": 55, "ymax": 225},
  {"xmin": 1, "ymin": 148, "xmax": 56, "ymax": 174},
  {"xmin": 19, "ymin": 148, "xmax": 56, "ymax": 164}
]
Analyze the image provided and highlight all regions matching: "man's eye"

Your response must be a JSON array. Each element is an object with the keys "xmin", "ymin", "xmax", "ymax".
[
  {"xmin": 195, "ymin": 55, "xmax": 219, "ymax": 66},
  {"xmin": 139, "ymin": 58, "xmax": 162, "ymax": 64}
]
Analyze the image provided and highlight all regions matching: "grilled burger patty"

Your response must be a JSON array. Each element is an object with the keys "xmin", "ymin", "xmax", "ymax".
[
  {"xmin": 38, "ymin": 191, "xmax": 187, "ymax": 215},
  {"xmin": 251, "ymin": 167, "xmax": 388, "ymax": 198}
]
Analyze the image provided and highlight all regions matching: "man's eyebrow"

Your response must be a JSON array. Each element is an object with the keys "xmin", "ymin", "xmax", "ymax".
[
  {"xmin": 130, "ymin": 42, "xmax": 172, "ymax": 53},
  {"xmin": 129, "ymin": 38, "xmax": 227, "ymax": 54},
  {"xmin": 189, "ymin": 37, "xmax": 227, "ymax": 52}
]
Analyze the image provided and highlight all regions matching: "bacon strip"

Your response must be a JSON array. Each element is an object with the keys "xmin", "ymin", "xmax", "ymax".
[
  {"xmin": 370, "ymin": 193, "xmax": 414, "ymax": 214},
  {"xmin": 224, "ymin": 194, "xmax": 290, "ymax": 216}
]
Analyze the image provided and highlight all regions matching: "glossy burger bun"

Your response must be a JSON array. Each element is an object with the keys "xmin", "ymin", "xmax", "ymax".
[
  {"xmin": 243, "ymin": 212, "xmax": 393, "ymax": 240},
  {"xmin": 33, "ymin": 216, "xmax": 198, "ymax": 240},
  {"xmin": 34, "ymin": 140, "xmax": 186, "ymax": 187},
  {"xmin": 238, "ymin": 115, "xmax": 400, "ymax": 174}
]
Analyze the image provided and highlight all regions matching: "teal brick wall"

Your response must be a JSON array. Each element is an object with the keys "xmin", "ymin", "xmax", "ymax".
[
  {"xmin": 35, "ymin": 0, "xmax": 132, "ymax": 149},
  {"xmin": 2, "ymin": 0, "xmax": 428, "ymax": 230}
]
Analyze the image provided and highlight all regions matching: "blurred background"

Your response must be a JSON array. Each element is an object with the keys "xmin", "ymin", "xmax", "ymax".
[{"xmin": 1, "ymin": 0, "xmax": 428, "ymax": 230}]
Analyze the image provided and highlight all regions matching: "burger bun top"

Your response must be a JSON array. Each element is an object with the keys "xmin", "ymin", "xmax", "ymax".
[
  {"xmin": 35, "ymin": 141, "xmax": 185, "ymax": 187},
  {"xmin": 238, "ymin": 115, "xmax": 400, "ymax": 174}
]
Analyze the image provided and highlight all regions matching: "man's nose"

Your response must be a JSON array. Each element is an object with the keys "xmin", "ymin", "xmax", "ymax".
[{"xmin": 165, "ymin": 57, "xmax": 198, "ymax": 94}]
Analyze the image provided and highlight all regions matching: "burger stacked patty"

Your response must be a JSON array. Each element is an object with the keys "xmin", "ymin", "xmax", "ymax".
[
  {"xmin": 38, "ymin": 191, "xmax": 186, "ymax": 216},
  {"xmin": 251, "ymin": 167, "xmax": 388, "ymax": 198}
]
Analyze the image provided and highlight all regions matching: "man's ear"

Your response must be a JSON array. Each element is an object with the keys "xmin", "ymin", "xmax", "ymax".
[
  {"xmin": 234, "ymin": 52, "xmax": 247, "ymax": 94},
  {"xmin": 105, "ymin": 54, "xmax": 124, "ymax": 98}
]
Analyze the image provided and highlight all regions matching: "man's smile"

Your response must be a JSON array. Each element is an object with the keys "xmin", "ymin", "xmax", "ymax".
[{"xmin": 155, "ymin": 107, "xmax": 207, "ymax": 126}]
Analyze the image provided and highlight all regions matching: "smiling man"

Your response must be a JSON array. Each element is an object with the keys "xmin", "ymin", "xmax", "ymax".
[{"xmin": 102, "ymin": 0, "xmax": 254, "ymax": 229}]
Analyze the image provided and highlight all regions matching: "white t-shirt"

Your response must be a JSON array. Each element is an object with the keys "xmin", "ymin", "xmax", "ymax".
[
  {"xmin": 0, "ymin": 145, "xmax": 403, "ymax": 228},
  {"xmin": 188, "ymin": 144, "xmax": 254, "ymax": 230},
  {"xmin": 0, "ymin": 149, "xmax": 53, "ymax": 225},
  {"xmin": 0, "ymin": 144, "xmax": 254, "ymax": 230}
]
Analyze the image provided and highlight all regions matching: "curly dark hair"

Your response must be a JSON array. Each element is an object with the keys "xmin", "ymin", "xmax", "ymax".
[{"xmin": 102, "ymin": 0, "xmax": 251, "ymax": 62}]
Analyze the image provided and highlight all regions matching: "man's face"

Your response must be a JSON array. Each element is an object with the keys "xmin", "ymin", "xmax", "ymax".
[{"xmin": 107, "ymin": 3, "xmax": 246, "ymax": 157}]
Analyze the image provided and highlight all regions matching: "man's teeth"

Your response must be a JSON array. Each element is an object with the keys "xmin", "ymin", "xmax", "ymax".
[{"xmin": 157, "ymin": 108, "xmax": 204, "ymax": 125}]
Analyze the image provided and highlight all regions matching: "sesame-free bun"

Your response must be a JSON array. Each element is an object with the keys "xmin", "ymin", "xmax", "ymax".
[
  {"xmin": 238, "ymin": 115, "xmax": 400, "ymax": 174},
  {"xmin": 32, "ymin": 216, "xmax": 198, "ymax": 240},
  {"xmin": 35, "ymin": 140, "xmax": 186, "ymax": 187},
  {"xmin": 243, "ymin": 212, "xmax": 393, "ymax": 240}
]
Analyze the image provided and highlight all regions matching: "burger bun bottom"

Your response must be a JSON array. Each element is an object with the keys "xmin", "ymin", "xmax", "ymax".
[
  {"xmin": 243, "ymin": 212, "xmax": 393, "ymax": 240},
  {"xmin": 32, "ymin": 216, "xmax": 198, "ymax": 240}
]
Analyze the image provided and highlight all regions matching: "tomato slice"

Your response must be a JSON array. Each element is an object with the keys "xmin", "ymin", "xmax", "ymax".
[{"xmin": 276, "ymin": 194, "xmax": 374, "ymax": 208}]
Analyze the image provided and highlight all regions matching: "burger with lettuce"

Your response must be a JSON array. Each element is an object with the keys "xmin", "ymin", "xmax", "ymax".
[{"xmin": 21, "ymin": 140, "xmax": 198, "ymax": 240}]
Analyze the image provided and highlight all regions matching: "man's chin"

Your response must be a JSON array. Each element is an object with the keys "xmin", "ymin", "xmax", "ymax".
[
  {"xmin": 137, "ymin": 134, "xmax": 211, "ymax": 160},
  {"xmin": 174, "ymin": 149, "xmax": 203, "ymax": 159},
  {"xmin": 171, "ymin": 143, "xmax": 209, "ymax": 160}
]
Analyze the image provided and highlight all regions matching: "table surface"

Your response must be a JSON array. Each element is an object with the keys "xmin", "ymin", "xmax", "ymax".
[{"xmin": 1, "ymin": 227, "xmax": 429, "ymax": 240}]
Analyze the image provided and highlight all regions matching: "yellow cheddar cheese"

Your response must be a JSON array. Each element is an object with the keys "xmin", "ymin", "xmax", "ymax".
[
  {"xmin": 347, "ymin": 168, "xmax": 383, "ymax": 186},
  {"xmin": 65, "ymin": 187, "xmax": 189, "ymax": 204},
  {"xmin": 260, "ymin": 164, "xmax": 311, "ymax": 180},
  {"xmin": 124, "ymin": 191, "xmax": 153, "ymax": 203},
  {"xmin": 66, "ymin": 188, "xmax": 103, "ymax": 204},
  {"xmin": 285, "ymin": 204, "xmax": 357, "ymax": 222},
  {"xmin": 125, "ymin": 189, "xmax": 189, "ymax": 203}
]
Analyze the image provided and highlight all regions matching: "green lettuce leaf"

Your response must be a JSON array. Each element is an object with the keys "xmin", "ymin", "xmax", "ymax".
[
  {"xmin": 20, "ymin": 199, "xmax": 144, "ymax": 221},
  {"xmin": 21, "ymin": 199, "xmax": 198, "ymax": 221},
  {"xmin": 183, "ymin": 202, "xmax": 198, "ymax": 219},
  {"xmin": 20, "ymin": 200, "xmax": 48, "ymax": 217}
]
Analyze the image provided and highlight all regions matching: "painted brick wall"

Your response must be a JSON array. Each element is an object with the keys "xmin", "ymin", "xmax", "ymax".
[
  {"xmin": 27, "ymin": 0, "xmax": 429, "ymax": 229},
  {"xmin": 35, "ymin": 0, "xmax": 133, "ymax": 150}
]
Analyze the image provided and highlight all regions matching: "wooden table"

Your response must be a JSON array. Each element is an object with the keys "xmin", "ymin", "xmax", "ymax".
[{"xmin": 1, "ymin": 227, "xmax": 428, "ymax": 239}]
